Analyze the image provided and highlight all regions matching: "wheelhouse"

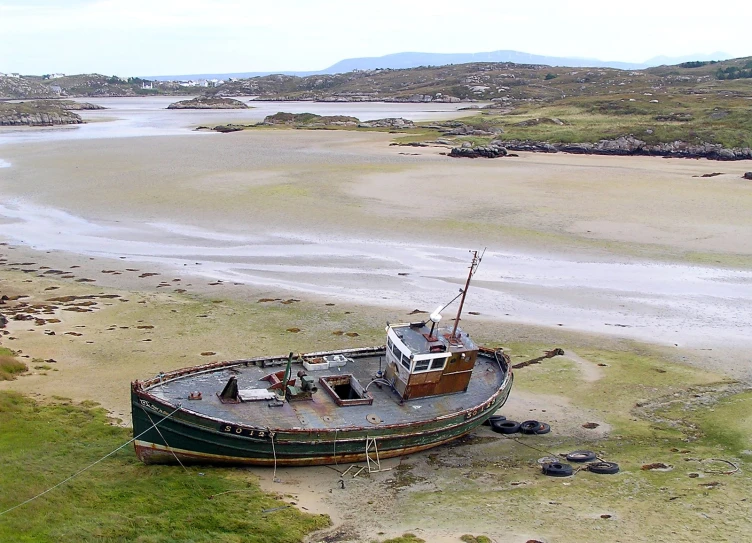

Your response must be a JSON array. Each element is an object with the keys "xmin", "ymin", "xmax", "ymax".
[{"xmin": 384, "ymin": 321, "xmax": 479, "ymax": 401}]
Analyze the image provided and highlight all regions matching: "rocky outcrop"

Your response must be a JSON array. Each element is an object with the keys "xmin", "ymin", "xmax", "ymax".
[
  {"xmin": 167, "ymin": 97, "xmax": 248, "ymax": 109},
  {"xmin": 212, "ymin": 125, "xmax": 245, "ymax": 133},
  {"xmin": 357, "ymin": 118, "xmax": 414, "ymax": 129},
  {"xmin": 501, "ymin": 136, "xmax": 752, "ymax": 161},
  {"xmin": 449, "ymin": 143, "xmax": 508, "ymax": 158},
  {"xmin": 262, "ymin": 112, "xmax": 358, "ymax": 126},
  {"xmin": 389, "ymin": 142, "xmax": 428, "ymax": 147},
  {"xmin": 444, "ymin": 124, "xmax": 503, "ymax": 136},
  {"xmin": 0, "ymin": 101, "xmax": 83, "ymax": 126},
  {"xmin": 744, "ymin": 172, "xmax": 752, "ymax": 180},
  {"xmin": 426, "ymin": 121, "xmax": 503, "ymax": 137},
  {"xmin": 514, "ymin": 117, "xmax": 564, "ymax": 127},
  {"xmin": 57, "ymin": 100, "xmax": 105, "ymax": 110},
  {"xmin": 0, "ymin": 75, "xmax": 56, "ymax": 99},
  {"xmin": 383, "ymin": 94, "xmax": 462, "ymax": 103}
]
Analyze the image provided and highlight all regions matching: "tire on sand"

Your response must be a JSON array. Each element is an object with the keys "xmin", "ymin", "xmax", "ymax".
[
  {"xmin": 566, "ymin": 450, "xmax": 597, "ymax": 462},
  {"xmin": 542, "ymin": 462, "xmax": 574, "ymax": 477},
  {"xmin": 588, "ymin": 461, "xmax": 620, "ymax": 474},
  {"xmin": 492, "ymin": 420, "xmax": 521, "ymax": 434},
  {"xmin": 534, "ymin": 422, "xmax": 551, "ymax": 435},
  {"xmin": 483, "ymin": 414, "xmax": 507, "ymax": 427},
  {"xmin": 519, "ymin": 420, "xmax": 541, "ymax": 434}
]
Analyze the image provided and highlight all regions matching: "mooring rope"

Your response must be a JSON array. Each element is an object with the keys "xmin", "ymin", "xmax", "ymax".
[
  {"xmin": 270, "ymin": 429, "xmax": 279, "ymax": 482},
  {"xmin": 143, "ymin": 408, "xmax": 189, "ymax": 474},
  {"xmin": 0, "ymin": 404, "xmax": 183, "ymax": 517}
]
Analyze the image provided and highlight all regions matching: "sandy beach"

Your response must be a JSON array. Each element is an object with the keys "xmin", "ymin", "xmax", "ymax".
[{"xmin": 1, "ymin": 104, "xmax": 751, "ymax": 542}]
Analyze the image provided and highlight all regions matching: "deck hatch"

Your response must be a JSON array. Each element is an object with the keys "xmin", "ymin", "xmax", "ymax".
[{"xmin": 318, "ymin": 374, "xmax": 374, "ymax": 407}]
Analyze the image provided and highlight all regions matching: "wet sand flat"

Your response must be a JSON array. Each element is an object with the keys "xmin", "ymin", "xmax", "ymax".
[
  {"xmin": 1, "ymin": 130, "xmax": 751, "ymax": 261},
  {"xmin": 0, "ymin": 129, "xmax": 751, "ymax": 362}
]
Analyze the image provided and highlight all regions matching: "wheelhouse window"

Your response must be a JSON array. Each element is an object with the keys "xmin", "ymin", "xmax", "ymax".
[
  {"xmin": 400, "ymin": 353, "xmax": 411, "ymax": 370},
  {"xmin": 389, "ymin": 335, "xmax": 412, "ymax": 370},
  {"xmin": 411, "ymin": 355, "xmax": 449, "ymax": 373},
  {"xmin": 430, "ymin": 356, "xmax": 448, "ymax": 370}
]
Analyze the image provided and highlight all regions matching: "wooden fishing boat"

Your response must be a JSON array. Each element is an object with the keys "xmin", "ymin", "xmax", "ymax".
[{"xmin": 131, "ymin": 251, "xmax": 513, "ymax": 466}]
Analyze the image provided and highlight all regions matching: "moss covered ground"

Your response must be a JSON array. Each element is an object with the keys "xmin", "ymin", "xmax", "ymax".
[
  {"xmin": 387, "ymin": 343, "xmax": 751, "ymax": 542},
  {"xmin": 0, "ymin": 391, "xmax": 329, "ymax": 542},
  {"xmin": 458, "ymin": 93, "xmax": 752, "ymax": 149}
]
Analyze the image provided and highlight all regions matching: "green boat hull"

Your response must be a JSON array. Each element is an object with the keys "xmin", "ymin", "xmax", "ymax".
[{"xmin": 132, "ymin": 370, "xmax": 513, "ymax": 466}]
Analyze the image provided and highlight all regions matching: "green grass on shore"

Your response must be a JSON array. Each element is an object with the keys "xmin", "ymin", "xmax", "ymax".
[
  {"xmin": 0, "ymin": 348, "xmax": 27, "ymax": 381},
  {"xmin": 0, "ymin": 392, "xmax": 329, "ymax": 543},
  {"xmin": 454, "ymin": 94, "xmax": 752, "ymax": 149},
  {"xmin": 394, "ymin": 342, "xmax": 752, "ymax": 541}
]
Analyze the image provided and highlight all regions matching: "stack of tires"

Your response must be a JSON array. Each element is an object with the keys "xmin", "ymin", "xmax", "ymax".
[
  {"xmin": 540, "ymin": 451, "xmax": 620, "ymax": 478},
  {"xmin": 486, "ymin": 416, "xmax": 550, "ymax": 435}
]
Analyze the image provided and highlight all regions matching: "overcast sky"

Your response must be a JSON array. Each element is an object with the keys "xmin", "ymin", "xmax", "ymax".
[{"xmin": 1, "ymin": 0, "xmax": 750, "ymax": 76}]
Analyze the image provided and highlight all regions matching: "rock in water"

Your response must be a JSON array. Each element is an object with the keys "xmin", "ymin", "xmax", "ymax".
[
  {"xmin": 0, "ymin": 100, "xmax": 83, "ymax": 126},
  {"xmin": 449, "ymin": 145, "xmax": 508, "ymax": 158},
  {"xmin": 167, "ymin": 97, "xmax": 249, "ymax": 109}
]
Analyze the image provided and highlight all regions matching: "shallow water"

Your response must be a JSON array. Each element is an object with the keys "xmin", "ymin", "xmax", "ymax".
[
  {"xmin": 0, "ymin": 97, "xmax": 472, "ymax": 146},
  {"xmin": 1, "ymin": 199, "xmax": 750, "ymax": 351}
]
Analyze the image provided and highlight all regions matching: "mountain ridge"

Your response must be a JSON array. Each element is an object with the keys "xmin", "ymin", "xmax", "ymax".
[{"xmin": 142, "ymin": 49, "xmax": 733, "ymax": 81}]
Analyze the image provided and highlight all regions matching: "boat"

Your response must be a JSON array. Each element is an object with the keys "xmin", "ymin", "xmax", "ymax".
[{"xmin": 131, "ymin": 251, "xmax": 513, "ymax": 466}]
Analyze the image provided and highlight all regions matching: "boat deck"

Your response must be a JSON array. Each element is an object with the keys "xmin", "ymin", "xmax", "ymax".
[{"xmin": 146, "ymin": 352, "xmax": 505, "ymax": 431}]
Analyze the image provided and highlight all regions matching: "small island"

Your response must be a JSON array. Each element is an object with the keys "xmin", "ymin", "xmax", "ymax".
[
  {"xmin": 167, "ymin": 97, "xmax": 249, "ymax": 110},
  {"xmin": 261, "ymin": 112, "xmax": 416, "ymax": 129},
  {"xmin": 0, "ymin": 99, "xmax": 104, "ymax": 126}
]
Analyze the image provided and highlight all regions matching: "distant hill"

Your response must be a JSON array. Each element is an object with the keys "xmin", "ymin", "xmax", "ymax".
[
  {"xmin": 145, "ymin": 70, "xmax": 318, "ymax": 82},
  {"xmin": 643, "ymin": 52, "xmax": 731, "ymax": 66},
  {"xmin": 321, "ymin": 50, "xmax": 648, "ymax": 72},
  {"xmin": 6, "ymin": 55, "xmax": 750, "ymax": 104},
  {"xmin": 143, "ymin": 50, "xmax": 734, "ymax": 81},
  {"xmin": 206, "ymin": 56, "xmax": 752, "ymax": 104}
]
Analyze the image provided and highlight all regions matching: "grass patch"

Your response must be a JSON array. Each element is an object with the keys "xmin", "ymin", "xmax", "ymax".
[
  {"xmin": 0, "ymin": 392, "xmax": 329, "ymax": 542},
  {"xmin": 658, "ymin": 390, "xmax": 752, "ymax": 455},
  {"xmin": 509, "ymin": 342, "xmax": 724, "ymax": 435},
  {"xmin": 456, "ymin": 94, "xmax": 752, "ymax": 148},
  {"xmin": 0, "ymin": 351, "xmax": 27, "ymax": 381},
  {"xmin": 460, "ymin": 536, "xmax": 492, "ymax": 543},
  {"xmin": 392, "ymin": 343, "xmax": 752, "ymax": 542},
  {"xmin": 376, "ymin": 534, "xmax": 425, "ymax": 543}
]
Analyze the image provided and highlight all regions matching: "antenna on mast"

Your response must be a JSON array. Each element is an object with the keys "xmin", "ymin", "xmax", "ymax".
[
  {"xmin": 426, "ymin": 288, "xmax": 464, "ymax": 340},
  {"xmin": 450, "ymin": 249, "xmax": 485, "ymax": 340}
]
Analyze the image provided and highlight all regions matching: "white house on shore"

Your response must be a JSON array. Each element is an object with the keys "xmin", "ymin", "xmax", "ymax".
[{"xmin": 178, "ymin": 78, "xmax": 225, "ymax": 88}]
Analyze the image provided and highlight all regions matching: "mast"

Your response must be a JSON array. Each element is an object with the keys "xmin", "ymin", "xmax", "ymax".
[{"xmin": 451, "ymin": 249, "xmax": 484, "ymax": 339}]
